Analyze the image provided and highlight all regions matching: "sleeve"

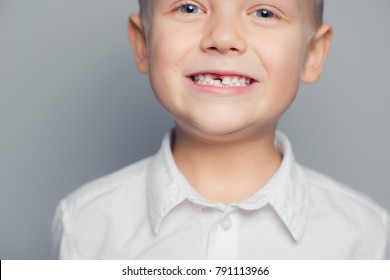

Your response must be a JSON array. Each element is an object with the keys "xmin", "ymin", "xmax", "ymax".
[
  {"xmin": 386, "ymin": 215, "xmax": 390, "ymax": 260},
  {"xmin": 51, "ymin": 200, "xmax": 65, "ymax": 259},
  {"xmin": 51, "ymin": 200, "xmax": 80, "ymax": 259}
]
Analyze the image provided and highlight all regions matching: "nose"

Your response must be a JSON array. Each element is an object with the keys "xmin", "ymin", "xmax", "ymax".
[{"xmin": 200, "ymin": 13, "xmax": 247, "ymax": 55}]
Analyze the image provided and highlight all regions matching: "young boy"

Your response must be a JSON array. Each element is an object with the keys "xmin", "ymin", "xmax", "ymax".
[{"xmin": 52, "ymin": 0, "xmax": 389, "ymax": 259}]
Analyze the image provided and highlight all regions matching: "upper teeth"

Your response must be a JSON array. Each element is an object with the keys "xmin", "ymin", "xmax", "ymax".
[{"xmin": 192, "ymin": 74, "xmax": 252, "ymax": 87}]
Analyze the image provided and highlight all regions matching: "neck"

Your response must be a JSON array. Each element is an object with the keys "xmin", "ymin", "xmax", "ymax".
[{"xmin": 172, "ymin": 126, "xmax": 282, "ymax": 205}]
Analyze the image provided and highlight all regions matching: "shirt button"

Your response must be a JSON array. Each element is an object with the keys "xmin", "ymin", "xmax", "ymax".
[{"xmin": 220, "ymin": 216, "xmax": 232, "ymax": 231}]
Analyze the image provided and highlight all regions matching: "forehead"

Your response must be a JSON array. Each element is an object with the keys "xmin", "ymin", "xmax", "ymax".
[
  {"xmin": 142, "ymin": 0, "xmax": 318, "ymax": 30},
  {"xmin": 143, "ymin": 0, "xmax": 314, "ymax": 21},
  {"xmin": 145, "ymin": 0, "xmax": 312, "ymax": 7},
  {"xmin": 144, "ymin": 0, "xmax": 313, "ymax": 16}
]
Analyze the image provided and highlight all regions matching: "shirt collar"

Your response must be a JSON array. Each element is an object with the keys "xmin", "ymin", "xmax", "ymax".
[{"xmin": 146, "ymin": 130, "xmax": 311, "ymax": 242}]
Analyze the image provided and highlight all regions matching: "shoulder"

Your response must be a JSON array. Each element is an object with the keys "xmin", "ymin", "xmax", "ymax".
[
  {"xmin": 58, "ymin": 156, "xmax": 152, "ymax": 221},
  {"xmin": 51, "ymin": 156, "xmax": 154, "ymax": 258},
  {"xmin": 300, "ymin": 165, "xmax": 389, "ymax": 257},
  {"xmin": 302, "ymin": 166, "xmax": 387, "ymax": 222}
]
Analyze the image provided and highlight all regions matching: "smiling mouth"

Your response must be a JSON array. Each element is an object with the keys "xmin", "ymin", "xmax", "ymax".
[{"xmin": 191, "ymin": 74, "xmax": 254, "ymax": 87}]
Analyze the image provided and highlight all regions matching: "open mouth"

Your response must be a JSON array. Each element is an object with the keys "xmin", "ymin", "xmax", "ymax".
[{"xmin": 190, "ymin": 74, "xmax": 254, "ymax": 87}]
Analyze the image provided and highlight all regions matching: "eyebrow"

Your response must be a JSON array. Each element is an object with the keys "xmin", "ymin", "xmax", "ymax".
[
  {"xmin": 248, "ymin": 0, "xmax": 299, "ymax": 8},
  {"xmin": 257, "ymin": 0, "xmax": 304, "ymax": 14}
]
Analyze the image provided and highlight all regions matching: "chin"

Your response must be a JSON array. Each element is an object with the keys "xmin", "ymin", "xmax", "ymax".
[
  {"xmin": 175, "ymin": 110, "xmax": 264, "ymax": 140},
  {"xmin": 190, "ymin": 120, "xmax": 255, "ymax": 140}
]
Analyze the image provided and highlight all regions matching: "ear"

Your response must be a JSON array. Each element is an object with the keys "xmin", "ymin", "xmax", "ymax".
[
  {"xmin": 128, "ymin": 14, "xmax": 149, "ymax": 74},
  {"xmin": 301, "ymin": 24, "xmax": 332, "ymax": 83}
]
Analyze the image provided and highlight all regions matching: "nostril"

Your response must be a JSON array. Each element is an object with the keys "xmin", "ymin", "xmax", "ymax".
[{"xmin": 207, "ymin": 46, "xmax": 240, "ymax": 54}]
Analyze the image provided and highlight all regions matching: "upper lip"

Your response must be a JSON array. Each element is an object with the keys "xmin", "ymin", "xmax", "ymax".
[{"xmin": 186, "ymin": 70, "xmax": 259, "ymax": 82}]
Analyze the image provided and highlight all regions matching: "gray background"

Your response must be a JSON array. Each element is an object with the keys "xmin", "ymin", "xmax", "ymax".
[{"xmin": 0, "ymin": 0, "xmax": 389, "ymax": 259}]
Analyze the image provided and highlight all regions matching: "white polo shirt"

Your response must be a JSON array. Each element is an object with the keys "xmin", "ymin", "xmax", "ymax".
[{"xmin": 52, "ymin": 131, "xmax": 390, "ymax": 259}]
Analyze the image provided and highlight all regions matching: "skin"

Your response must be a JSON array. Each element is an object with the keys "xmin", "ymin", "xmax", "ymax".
[{"xmin": 129, "ymin": 0, "xmax": 332, "ymax": 204}]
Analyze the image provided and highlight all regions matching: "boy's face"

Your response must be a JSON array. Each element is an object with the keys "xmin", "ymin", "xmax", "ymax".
[{"xmin": 130, "ymin": 0, "xmax": 331, "ymax": 140}]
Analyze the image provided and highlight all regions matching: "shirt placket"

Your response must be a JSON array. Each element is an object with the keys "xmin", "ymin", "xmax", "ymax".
[{"xmin": 206, "ymin": 207, "xmax": 239, "ymax": 259}]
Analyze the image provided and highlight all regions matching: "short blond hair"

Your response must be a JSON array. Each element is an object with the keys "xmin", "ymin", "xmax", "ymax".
[
  {"xmin": 138, "ymin": 0, "xmax": 324, "ymax": 28},
  {"xmin": 313, "ymin": 0, "xmax": 324, "ymax": 28}
]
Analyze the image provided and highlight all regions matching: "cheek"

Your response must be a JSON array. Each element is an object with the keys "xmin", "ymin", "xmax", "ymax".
[
  {"xmin": 148, "ymin": 29, "xmax": 179, "ymax": 94},
  {"xmin": 147, "ymin": 25, "xmax": 195, "ymax": 115},
  {"xmin": 262, "ymin": 32, "xmax": 305, "ymax": 88},
  {"xmin": 149, "ymin": 23, "xmax": 197, "ymax": 72},
  {"xmin": 253, "ymin": 31, "xmax": 306, "ymax": 115},
  {"xmin": 148, "ymin": 24, "xmax": 196, "ymax": 91},
  {"xmin": 149, "ymin": 34, "xmax": 178, "ymax": 78}
]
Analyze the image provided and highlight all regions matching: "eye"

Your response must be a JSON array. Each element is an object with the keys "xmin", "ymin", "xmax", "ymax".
[
  {"xmin": 180, "ymin": 4, "xmax": 200, "ymax": 14},
  {"xmin": 254, "ymin": 9, "xmax": 275, "ymax": 18}
]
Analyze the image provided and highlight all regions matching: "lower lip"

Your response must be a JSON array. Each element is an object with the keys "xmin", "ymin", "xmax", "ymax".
[{"xmin": 186, "ymin": 77, "xmax": 258, "ymax": 96}]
